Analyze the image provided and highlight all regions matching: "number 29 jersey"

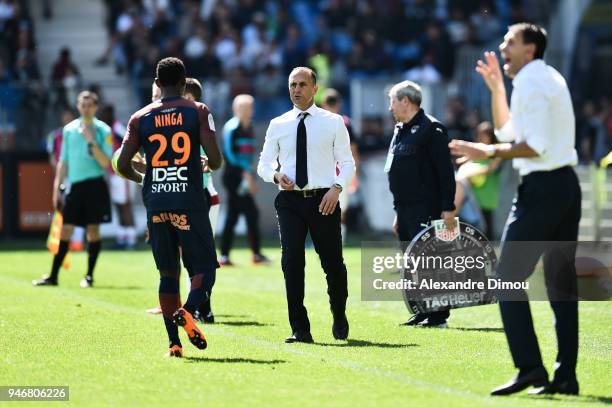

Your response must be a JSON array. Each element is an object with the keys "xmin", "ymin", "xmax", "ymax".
[{"xmin": 123, "ymin": 96, "xmax": 217, "ymax": 212}]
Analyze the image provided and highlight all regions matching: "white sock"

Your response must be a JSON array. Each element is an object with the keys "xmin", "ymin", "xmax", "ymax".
[
  {"xmin": 125, "ymin": 227, "xmax": 137, "ymax": 245},
  {"xmin": 116, "ymin": 226, "xmax": 126, "ymax": 244}
]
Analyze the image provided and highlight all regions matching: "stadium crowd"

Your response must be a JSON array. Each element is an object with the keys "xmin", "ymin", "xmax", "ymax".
[{"xmin": 1, "ymin": 0, "xmax": 611, "ymax": 243}]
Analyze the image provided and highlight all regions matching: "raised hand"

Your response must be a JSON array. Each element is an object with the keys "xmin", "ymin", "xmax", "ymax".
[
  {"xmin": 80, "ymin": 124, "xmax": 95, "ymax": 143},
  {"xmin": 476, "ymin": 51, "xmax": 505, "ymax": 93}
]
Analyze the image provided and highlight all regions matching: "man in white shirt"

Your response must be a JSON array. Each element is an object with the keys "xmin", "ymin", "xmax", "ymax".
[
  {"xmin": 450, "ymin": 23, "xmax": 581, "ymax": 396},
  {"xmin": 257, "ymin": 67, "xmax": 355, "ymax": 343}
]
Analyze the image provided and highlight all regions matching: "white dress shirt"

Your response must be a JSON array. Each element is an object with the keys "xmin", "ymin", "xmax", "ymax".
[
  {"xmin": 495, "ymin": 59, "xmax": 578, "ymax": 176},
  {"xmin": 257, "ymin": 104, "xmax": 355, "ymax": 190}
]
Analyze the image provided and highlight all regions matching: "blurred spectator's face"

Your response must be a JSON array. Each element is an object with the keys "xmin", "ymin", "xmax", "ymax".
[
  {"xmin": 475, "ymin": 131, "xmax": 493, "ymax": 144},
  {"xmin": 499, "ymin": 29, "xmax": 534, "ymax": 79},
  {"xmin": 77, "ymin": 98, "xmax": 97, "ymax": 120},
  {"xmin": 234, "ymin": 100, "xmax": 254, "ymax": 123},
  {"xmin": 61, "ymin": 110, "xmax": 75, "ymax": 125},
  {"xmin": 323, "ymin": 101, "xmax": 340, "ymax": 114},
  {"xmin": 151, "ymin": 82, "xmax": 161, "ymax": 101},
  {"xmin": 583, "ymin": 101, "xmax": 595, "ymax": 117},
  {"xmin": 288, "ymin": 70, "xmax": 317, "ymax": 110}
]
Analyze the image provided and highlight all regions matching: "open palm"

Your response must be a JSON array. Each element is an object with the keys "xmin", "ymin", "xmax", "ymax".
[{"xmin": 476, "ymin": 51, "xmax": 505, "ymax": 93}]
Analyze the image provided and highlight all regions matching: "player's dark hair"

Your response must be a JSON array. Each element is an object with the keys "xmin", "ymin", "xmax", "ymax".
[
  {"xmin": 185, "ymin": 77, "xmax": 203, "ymax": 101},
  {"xmin": 510, "ymin": 23, "xmax": 547, "ymax": 60},
  {"xmin": 156, "ymin": 57, "xmax": 186, "ymax": 87}
]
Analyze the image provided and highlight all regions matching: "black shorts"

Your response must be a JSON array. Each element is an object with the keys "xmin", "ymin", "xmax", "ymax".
[
  {"xmin": 147, "ymin": 209, "xmax": 219, "ymax": 275},
  {"xmin": 63, "ymin": 177, "xmax": 112, "ymax": 226}
]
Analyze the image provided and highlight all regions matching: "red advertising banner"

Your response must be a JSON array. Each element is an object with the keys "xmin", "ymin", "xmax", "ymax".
[{"xmin": 18, "ymin": 162, "xmax": 54, "ymax": 231}]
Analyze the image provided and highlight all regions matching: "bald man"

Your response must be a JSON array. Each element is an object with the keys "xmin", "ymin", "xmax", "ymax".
[{"xmin": 220, "ymin": 94, "xmax": 269, "ymax": 266}]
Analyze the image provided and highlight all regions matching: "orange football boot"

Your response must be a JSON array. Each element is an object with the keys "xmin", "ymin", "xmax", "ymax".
[{"xmin": 172, "ymin": 308, "xmax": 207, "ymax": 349}]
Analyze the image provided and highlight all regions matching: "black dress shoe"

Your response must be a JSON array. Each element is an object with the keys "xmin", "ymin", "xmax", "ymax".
[
  {"xmin": 285, "ymin": 332, "xmax": 314, "ymax": 344},
  {"xmin": 528, "ymin": 380, "xmax": 579, "ymax": 395},
  {"xmin": 332, "ymin": 314, "xmax": 349, "ymax": 340},
  {"xmin": 491, "ymin": 367, "xmax": 549, "ymax": 396},
  {"xmin": 32, "ymin": 276, "xmax": 58, "ymax": 286},
  {"xmin": 400, "ymin": 313, "xmax": 427, "ymax": 326}
]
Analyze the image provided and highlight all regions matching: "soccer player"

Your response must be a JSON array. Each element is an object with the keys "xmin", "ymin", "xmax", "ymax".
[
  {"xmin": 220, "ymin": 94, "xmax": 269, "ymax": 266},
  {"xmin": 145, "ymin": 79, "xmax": 219, "ymax": 323},
  {"xmin": 34, "ymin": 91, "xmax": 113, "ymax": 288},
  {"xmin": 183, "ymin": 77, "xmax": 220, "ymax": 323},
  {"xmin": 99, "ymin": 104, "xmax": 137, "ymax": 250},
  {"xmin": 116, "ymin": 58, "xmax": 222, "ymax": 357}
]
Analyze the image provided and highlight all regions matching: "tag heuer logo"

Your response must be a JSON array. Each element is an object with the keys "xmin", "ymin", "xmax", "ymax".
[{"xmin": 410, "ymin": 125, "xmax": 419, "ymax": 134}]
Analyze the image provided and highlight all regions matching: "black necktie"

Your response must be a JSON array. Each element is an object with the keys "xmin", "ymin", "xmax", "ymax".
[{"xmin": 296, "ymin": 112, "xmax": 308, "ymax": 189}]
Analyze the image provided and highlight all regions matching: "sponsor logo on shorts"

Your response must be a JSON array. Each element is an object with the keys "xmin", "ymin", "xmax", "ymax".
[{"xmin": 151, "ymin": 212, "xmax": 190, "ymax": 230}]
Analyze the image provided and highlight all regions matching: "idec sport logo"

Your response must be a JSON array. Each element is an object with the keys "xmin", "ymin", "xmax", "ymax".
[{"xmin": 151, "ymin": 212, "xmax": 190, "ymax": 231}]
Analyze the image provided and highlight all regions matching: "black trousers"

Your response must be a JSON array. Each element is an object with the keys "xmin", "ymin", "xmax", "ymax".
[
  {"xmin": 275, "ymin": 190, "xmax": 348, "ymax": 333},
  {"xmin": 396, "ymin": 203, "xmax": 450, "ymax": 321},
  {"xmin": 497, "ymin": 166, "xmax": 581, "ymax": 381},
  {"xmin": 220, "ymin": 190, "xmax": 262, "ymax": 256}
]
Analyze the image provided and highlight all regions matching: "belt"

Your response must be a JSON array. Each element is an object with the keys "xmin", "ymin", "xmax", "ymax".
[
  {"xmin": 284, "ymin": 188, "xmax": 329, "ymax": 198},
  {"xmin": 522, "ymin": 165, "xmax": 573, "ymax": 179}
]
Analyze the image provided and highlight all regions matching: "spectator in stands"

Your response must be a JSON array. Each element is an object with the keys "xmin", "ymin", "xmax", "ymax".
[
  {"xmin": 51, "ymin": 47, "xmax": 81, "ymax": 108},
  {"xmin": 447, "ymin": 7, "xmax": 470, "ymax": 44},
  {"xmin": 470, "ymin": 2, "xmax": 501, "ymax": 44},
  {"xmin": 456, "ymin": 122, "xmax": 501, "ymax": 237},
  {"xmin": 444, "ymin": 96, "xmax": 472, "ymax": 141},
  {"xmin": 420, "ymin": 20, "xmax": 455, "ymax": 79}
]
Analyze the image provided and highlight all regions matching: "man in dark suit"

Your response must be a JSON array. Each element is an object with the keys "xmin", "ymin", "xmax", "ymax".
[{"xmin": 385, "ymin": 80, "xmax": 456, "ymax": 328}]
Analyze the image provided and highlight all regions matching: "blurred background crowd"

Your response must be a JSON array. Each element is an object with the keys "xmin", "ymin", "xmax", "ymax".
[{"xmin": 1, "ymin": 0, "xmax": 611, "ymax": 242}]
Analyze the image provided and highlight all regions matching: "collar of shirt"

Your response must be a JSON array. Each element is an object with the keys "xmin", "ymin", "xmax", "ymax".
[
  {"xmin": 512, "ymin": 59, "xmax": 546, "ymax": 88},
  {"xmin": 291, "ymin": 104, "xmax": 319, "ymax": 119},
  {"xmin": 396, "ymin": 108, "xmax": 424, "ymax": 133}
]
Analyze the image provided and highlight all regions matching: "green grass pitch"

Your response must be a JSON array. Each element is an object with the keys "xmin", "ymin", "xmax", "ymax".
[{"xmin": 0, "ymin": 246, "xmax": 610, "ymax": 406}]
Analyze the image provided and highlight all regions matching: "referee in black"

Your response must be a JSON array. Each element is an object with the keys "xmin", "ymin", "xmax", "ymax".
[
  {"xmin": 386, "ymin": 80, "xmax": 456, "ymax": 328},
  {"xmin": 257, "ymin": 67, "xmax": 355, "ymax": 343},
  {"xmin": 451, "ymin": 23, "xmax": 581, "ymax": 396}
]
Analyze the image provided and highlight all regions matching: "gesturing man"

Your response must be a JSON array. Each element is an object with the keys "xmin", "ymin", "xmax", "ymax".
[
  {"xmin": 257, "ymin": 67, "xmax": 355, "ymax": 343},
  {"xmin": 450, "ymin": 23, "xmax": 581, "ymax": 396}
]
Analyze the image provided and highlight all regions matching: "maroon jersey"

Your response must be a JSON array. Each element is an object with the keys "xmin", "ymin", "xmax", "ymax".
[{"xmin": 123, "ymin": 96, "xmax": 216, "ymax": 212}]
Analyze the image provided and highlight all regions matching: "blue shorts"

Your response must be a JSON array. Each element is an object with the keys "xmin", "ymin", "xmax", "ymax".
[{"xmin": 147, "ymin": 210, "xmax": 219, "ymax": 276}]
